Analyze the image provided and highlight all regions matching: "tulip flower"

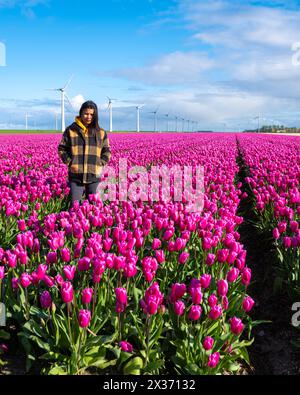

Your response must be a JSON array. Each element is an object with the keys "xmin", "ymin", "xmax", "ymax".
[
  {"xmin": 40, "ymin": 290, "xmax": 52, "ymax": 309},
  {"xmin": 63, "ymin": 265, "xmax": 76, "ymax": 281},
  {"xmin": 61, "ymin": 248, "xmax": 71, "ymax": 263},
  {"xmin": 206, "ymin": 253, "xmax": 215, "ymax": 266},
  {"xmin": 208, "ymin": 293, "xmax": 218, "ymax": 307},
  {"xmin": 242, "ymin": 296, "xmax": 255, "ymax": 312},
  {"xmin": 119, "ymin": 341, "xmax": 133, "ymax": 353},
  {"xmin": 203, "ymin": 336, "xmax": 214, "ymax": 351},
  {"xmin": 209, "ymin": 305, "xmax": 223, "ymax": 320},
  {"xmin": 115, "ymin": 287, "xmax": 128, "ymax": 305},
  {"xmin": 241, "ymin": 268, "xmax": 251, "ymax": 286},
  {"xmin": 208, "ymin": 352, "xmax": 220, "ymax": 368},
  {"xmin": 174, "ymin": 300, "xmax": 185, "ymax": 316},
  {"xmin": 217, "ymin": 279, "xmax": 228, "ymax": 297},
  {"xmin": 152, "ymin": 238, "xmax": 162, "ymax": 250},
  {"xmin": 78, "ymin": 309, "xmax": 91, "ymax": 328},
  {"xmin": 0, "ymin": 266, "xmax": 5, "ymax": 280},
  {"xmin": 188, "ymin": 305, "xmax": 202, "ymax": 321},
  {"xmin": 19, "ymin": 273, "xmax": 31, "ymax": 288},
  {"xmin": 178, "ymin": 251, "xmax": 189, "ymax": 265},
  {"xmin": 230, "ymin": 317, "xmax": 244, "ymax": 335},
  {"xmin": 61, "ymin": 282, "xmax": 74, "ymax": 303}
]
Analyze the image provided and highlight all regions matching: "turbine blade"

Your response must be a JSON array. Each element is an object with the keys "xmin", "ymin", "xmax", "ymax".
[
  {"xmin": 63, "ymin": 74, "xmax": 74, "ymax": 90},
  {"xmin": 64, "ymin": 93, "xmax": 75, "ymax": 113}
]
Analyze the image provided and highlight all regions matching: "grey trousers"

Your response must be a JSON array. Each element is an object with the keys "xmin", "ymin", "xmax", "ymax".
[{"xmin": 69, "ymin": 180, "xmax": 99, "ymax": 206}]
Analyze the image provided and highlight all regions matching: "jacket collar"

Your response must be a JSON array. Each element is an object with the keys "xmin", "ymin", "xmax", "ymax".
[{"xmin": 75, "ymin": 116, "xmax": 88, "ymax": 135}]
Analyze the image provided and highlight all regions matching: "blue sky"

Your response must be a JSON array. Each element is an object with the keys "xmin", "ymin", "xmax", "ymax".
[{"xmin": 1, "ymin": 0, "xmax": 300, "ymax": 131}]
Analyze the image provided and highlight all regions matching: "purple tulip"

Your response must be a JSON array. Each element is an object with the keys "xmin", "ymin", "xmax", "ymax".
[{"xmin": 40, "ymin": 290, "xmax": 52, "ymax": 309}]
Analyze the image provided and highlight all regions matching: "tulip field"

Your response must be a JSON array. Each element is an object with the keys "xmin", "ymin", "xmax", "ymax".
[{"xmin": 0, "ymin": 132, "xmax": 299, "ymax": 375}]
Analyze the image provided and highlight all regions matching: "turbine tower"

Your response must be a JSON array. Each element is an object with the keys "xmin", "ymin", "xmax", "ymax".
[
  {"xmin": 25, "ymin": 113, "xmax": 32, "ymax": 131},
  {"xmin": 165, "ymin": 113, "xmax": 169, "ymax": 132},
  {"xmin": 149, "ymin": 108, "xmax": 159, "ymax": 132},
  {"xmin": 136, "ymin": 104, "xmax": 145, "ymax": 133},
  {"xmin": 47, "ymin": 75, "xmax": 74, "ymax": 132},
  {"xmin": 106, "ymin": 96, "xmax": 118, "ymax": 132}
]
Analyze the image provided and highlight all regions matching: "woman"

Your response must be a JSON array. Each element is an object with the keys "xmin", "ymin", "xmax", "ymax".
[{"xmin": 58, "ymin": 100, "xmax": 111, "ymax": 206}]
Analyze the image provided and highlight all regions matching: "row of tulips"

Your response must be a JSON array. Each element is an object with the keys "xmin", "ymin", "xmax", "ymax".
[
  {"xmin": 237, "ymin": 134, "xmax": 300, "ymax": 299},
  {"xmin": 0, "ymin": 133, "xmax": 257, "ymax": 374}
]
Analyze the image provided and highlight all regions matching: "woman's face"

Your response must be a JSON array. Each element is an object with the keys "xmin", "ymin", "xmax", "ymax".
[{"xmin": 81, "ymin": 108, "xmax": 94, "ymax": 126}]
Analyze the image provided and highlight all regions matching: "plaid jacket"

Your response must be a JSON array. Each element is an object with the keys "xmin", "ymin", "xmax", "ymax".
[{"xmin": 58, "ymin": 117, "xmax": 111, "ymax": 184}]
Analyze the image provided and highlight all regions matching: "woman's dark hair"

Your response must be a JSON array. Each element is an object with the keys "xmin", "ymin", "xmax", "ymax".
[{"xmin": 79, "ymin": 100, "xmax": 100, "ymax": 131}]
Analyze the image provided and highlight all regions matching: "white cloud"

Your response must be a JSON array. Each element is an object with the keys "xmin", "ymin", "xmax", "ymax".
[
  {"xmin": 70, "ymin": 94, "xmax": 85, "ymax": 112},
  {"xmin": 107, "ymin": 51, "xmax": 215, "ymax": 85}
]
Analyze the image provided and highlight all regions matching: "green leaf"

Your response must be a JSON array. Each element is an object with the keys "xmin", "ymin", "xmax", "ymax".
[
  {"xmin": 143, "ymin": 359, "xmax": 164, "ymax": 374},
  {"xmin": 39, "ymin": 352, "xmax": 67, "ymax": 362},
  {"xmin": 48, "ymin": 365, "xmax": 68, "ymax": 375},
  {"xmin": 123, "ymin": 357, "xmax": 144, "ymax": 375},
  {"xmin": 0, "ymin": 329, "xmax": 10, "ymax": 340}
]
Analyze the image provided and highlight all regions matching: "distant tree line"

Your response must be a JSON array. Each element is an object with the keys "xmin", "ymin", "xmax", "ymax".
[{"xmin": 242, "ymin": 125, "xmax": 300, "ymax": 133}]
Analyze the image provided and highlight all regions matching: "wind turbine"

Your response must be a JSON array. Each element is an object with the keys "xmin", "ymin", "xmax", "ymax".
[
  {"xmin": 149, "ymin": 108, "xmax": 159, "ymax": 132},
  {"xmin": 175, "ymin": 116, "xmax": 179, "ymax": 132},
  {"xmin": 47, "ymin": 75, "xmax": 74, "ymax": 132},
  {"xmin": 25, "ymin": 113, "xmax": 32, "ymax": 131},
  {"xmin": 106, "ymin": 96, "xmax": 118, "ymax": 132},
  {"xmin": 136, "ymin": 104, "xmax": 145, "ymax": 133},
  {"xmin": 164, "ymin": 113, "xmax": 170, "ymax": 132}
]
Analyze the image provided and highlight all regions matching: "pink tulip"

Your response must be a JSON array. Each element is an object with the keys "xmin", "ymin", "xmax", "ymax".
[
  {"xmin": 61, "ymin": 282, "xmax": 74, "ymax": 303},
  {"xmin": 19, "ymin": 273, "xmax": 31, "ymax": 288},
  {"xmin": 78, "ymin": 309, "xmax": 91, "ymax": 328},
  {"xmin": 178, "ymin": 251, "xmax": 189, "ymax": 265},
  {"xmin": 208, "ymin": 293, "xmax": 218, "ymax": 307},
  {"xmin": 242, "ymin": 296, "xmax": 255, "ymax": 312},
  {"xmin": 272, "ymin": 228, "xmax": 280, "ymax": 240},
  {"xmin": 155, "ymin": 250, "xmax": 165, "ymax": 264},
  {"xmin": 119, "ymin": 341, "xmax": 133, "ymax": 353},
  {"xmin": 115, "ymin": 287, "xmax": 128, "ymax": 305},
  {"xmin": 152, "ymin": 238, "xmax": 162, "ymax": 250},
  {"xmin": 191, "ymin": 287, "xmax": 203, "ymax": 304},
  {"xmin": 81, "ymin": 288, "xmax": 93, "ymax": 304},
  {"xmin": 230, "ymin": 317, "xmax": 244, "ymax": 335},
  {"xmin": 203, "ymin": 336, "xmax": 214, "ymax": 351},
  {"xmin": 63, "ymin": 265, "xmax": 76, "ymax": 281},
  {"xmin": 0, "ymin": 266, "xmax": 5, "ymax": 280},
  {"xmin": 206, "ymin": 253, "xmax": 215, "ymax": 266},
  {"xmin": 17, "ymin": 219, "xmax": 26, "ymax": 232},
  {"xmin": 217, "ymin": 279, "xmax": 228, "ymax": 297},
  {"xmin": 43, "ymin": 275, "xmax": 55, "ymax": 288},
  {"xmin": 188, "ymin": 305, "xmax": 202, "ymax": 320},
  {"xmin": 209, "ymin": 305, "xmax": 223, "ymax": 320},
  {"xmin": 200, "ymin": 274, "xmax": 211, "ymax": 289},
  {"xmin": 241, "ymin": 268, "xmax": 251, "ymax": 286},
  {"xmin": 78, "ymin": 257, "xmax": 91, "ymax": 271},
  {"xmin": 170, "ymin": 283, "xmax": 186, "ymax": 302},
  {"xmin": 227, "ymin": 268, "xmax": 240, "ymax": 283},
  {"xmin": 61, "ymin": 248, "xmax": 71, "ymax": 263},
  {"xmin": 208, "ymin": 352, "xmax": 220, "ymax": 368},
  {"xmin": 174, "ymin": 300, "xmax": 185, "ymax": 316},
  {"xmin": 217, "ymin": 249, "xmax": 229, "ymax": 263}
]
